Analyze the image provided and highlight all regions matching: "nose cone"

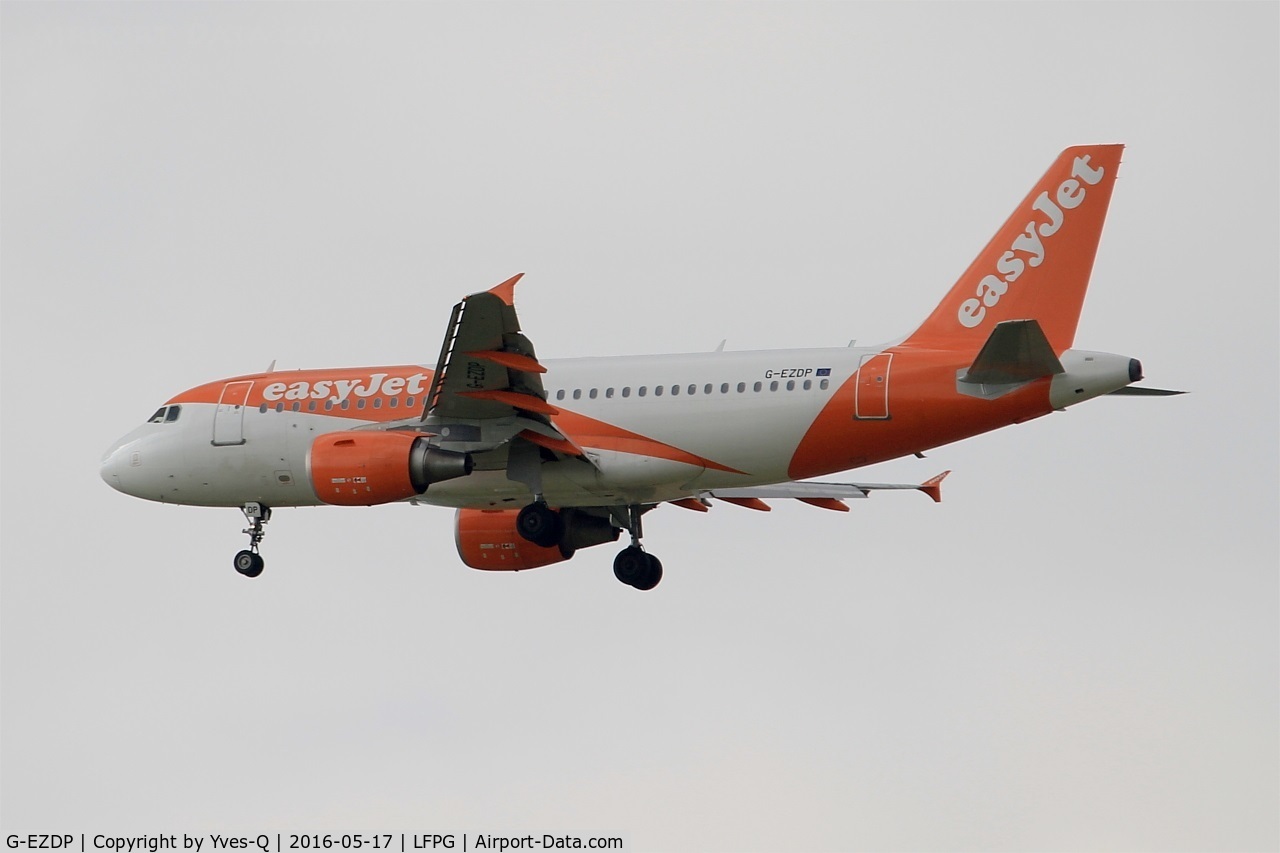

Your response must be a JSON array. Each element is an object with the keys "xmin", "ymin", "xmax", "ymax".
[
  {"xmin": 100, "ymin": 426, "xmax": 161, "ymax": 499},
  {"xmin": 100, "ymin": 439, "xmax": 132, "ymax": 493}
]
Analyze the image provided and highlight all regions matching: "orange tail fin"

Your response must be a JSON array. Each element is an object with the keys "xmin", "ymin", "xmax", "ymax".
[{"xmin": 902, "ymin": 145, "xmax": 1124, "ymax": 356}]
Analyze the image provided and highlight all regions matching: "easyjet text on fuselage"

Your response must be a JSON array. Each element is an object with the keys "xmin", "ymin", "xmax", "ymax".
[{"xmin": 260, "ymin": 372, "xmax": 430, "ymax": 404}]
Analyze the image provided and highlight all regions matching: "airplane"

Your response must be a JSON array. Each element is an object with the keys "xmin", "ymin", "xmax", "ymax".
[{"xmin": 100, "ymin": 144, "xmax": 1180, "ymax": 590}]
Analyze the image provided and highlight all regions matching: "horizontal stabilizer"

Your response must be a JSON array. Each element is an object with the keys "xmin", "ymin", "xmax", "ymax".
[
  {"xmin": 961, "ymin": 319, "xmax": 1064, "ymax": 385},
  {"xmin": 1107, "ymin": 386, "xmax": 1186, "ymax": 396}
]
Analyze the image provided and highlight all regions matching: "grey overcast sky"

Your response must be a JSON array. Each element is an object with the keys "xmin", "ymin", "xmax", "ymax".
[{"xmin": 2, "ymin": 3, "xmax": 1277, "ymax": 851}]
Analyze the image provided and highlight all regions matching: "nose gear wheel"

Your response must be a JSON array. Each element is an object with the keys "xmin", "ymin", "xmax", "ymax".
[{"xmin": 234, "ymin": 502, "xmax": 271, "ymax": 578}]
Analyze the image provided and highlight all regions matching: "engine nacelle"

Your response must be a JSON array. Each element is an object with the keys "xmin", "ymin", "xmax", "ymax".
[
  {"xmin": 309, "ymin": 431, "xmax": 472, "ymax": 506},
  {"xmin": 455, "ymin": 507, "xmax": 620, "ymax": 571}
]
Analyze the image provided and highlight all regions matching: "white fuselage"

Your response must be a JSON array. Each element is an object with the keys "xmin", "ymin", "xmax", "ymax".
[{"xmin": 101, "ymin": 346, "xmax": 873, "ymax": 509}]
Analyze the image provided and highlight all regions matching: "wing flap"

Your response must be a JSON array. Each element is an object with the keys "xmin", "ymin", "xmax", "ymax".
[{"xmin": 703, "ymin": 471, "xmax": 949, "ymax": 506}]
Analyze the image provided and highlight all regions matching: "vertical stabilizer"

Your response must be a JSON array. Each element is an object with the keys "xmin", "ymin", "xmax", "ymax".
[{"xmin": 902, "ymin": 145, "xmax": 1124, "ymax": 355}]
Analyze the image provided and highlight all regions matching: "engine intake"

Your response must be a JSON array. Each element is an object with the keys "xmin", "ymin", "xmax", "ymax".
[{"xmin": 309, "ymin": 431, "xmax": 472, "ymax": 506}]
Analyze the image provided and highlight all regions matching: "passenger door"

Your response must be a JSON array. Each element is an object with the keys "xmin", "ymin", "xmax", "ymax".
[{"xmin": 212, "ymin": 381, "xmax": 253, "ymax": 446}]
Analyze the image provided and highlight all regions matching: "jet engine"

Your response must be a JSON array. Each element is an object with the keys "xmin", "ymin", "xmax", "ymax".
[
  {"xmin": 309, "ymin": 431, "xmax": 472, "ymax": 506},
  {"xmin": 455, "ymin": 507, "xmax": 620, "ymax": 571}
]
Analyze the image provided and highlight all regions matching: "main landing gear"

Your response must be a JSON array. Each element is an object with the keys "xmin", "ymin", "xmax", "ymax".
[
  {"xmin": 612, "ymin": 504, "xmax": 662, "ymax": 591},
  {"xmin": 233, "ymin": 502, "xmax": 270, "ymax": 578},
  {"xmin": 514, "ymin": 501, "xmax": 664, "ymax": 590},
  {"xmin": 613, "ymin": 546, "xmax": 662, "ymax": 591}
]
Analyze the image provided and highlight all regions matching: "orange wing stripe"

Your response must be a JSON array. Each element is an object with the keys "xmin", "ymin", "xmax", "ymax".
[
  {"xmin": 552, "ymin": 410, "xmax": 746, "ymax": 475},
  {"xmin": 517, "ymin": 429, "xmax": 583, "ymax": 456}
]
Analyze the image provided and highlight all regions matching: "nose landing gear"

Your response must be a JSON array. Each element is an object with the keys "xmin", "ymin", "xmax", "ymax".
[{"xmin": 233, "ymin": 502, "xmax": 270, "ymax": 578}]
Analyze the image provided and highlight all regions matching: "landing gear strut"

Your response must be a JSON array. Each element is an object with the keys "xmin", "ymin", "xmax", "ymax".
[
  {"xmin": 234, "ymin": 502, "xmax": 270, "ymax": 578},
  {"xmin": 612, "ymin": 505, "xmax": 662, "ymax": 591}
]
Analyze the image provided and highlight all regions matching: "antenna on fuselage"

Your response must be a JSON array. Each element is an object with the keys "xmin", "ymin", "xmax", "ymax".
[
  {"xmin": 715, "ymin": 339, "xmax": 727, "ymax": 352},
  {"xmin": 266, "ymin": 359, "xmax": 277, "ymax": 373}
]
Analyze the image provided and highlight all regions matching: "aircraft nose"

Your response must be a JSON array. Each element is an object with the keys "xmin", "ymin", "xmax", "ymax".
[{"xmin": 100, "ymin": 441, "xmax": 130, "ymax": 492}]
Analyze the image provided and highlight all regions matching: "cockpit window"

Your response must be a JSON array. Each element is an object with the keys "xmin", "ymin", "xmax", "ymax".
[{"xmin": 148, "ymin": 405, "xmax": 182, "ymax": 424}]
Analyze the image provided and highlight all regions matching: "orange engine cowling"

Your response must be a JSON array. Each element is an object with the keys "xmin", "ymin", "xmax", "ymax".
[
  {"xmin": 454, "ymin": 507, "xmax": 620, "ymax": 571},
  {"xmin": 309, "ymin": 431, "xmax": 472, "ymax": 506},
  {"xmin": 454, "ymin": 509, "xmax": 572, "ymax": 571}
]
